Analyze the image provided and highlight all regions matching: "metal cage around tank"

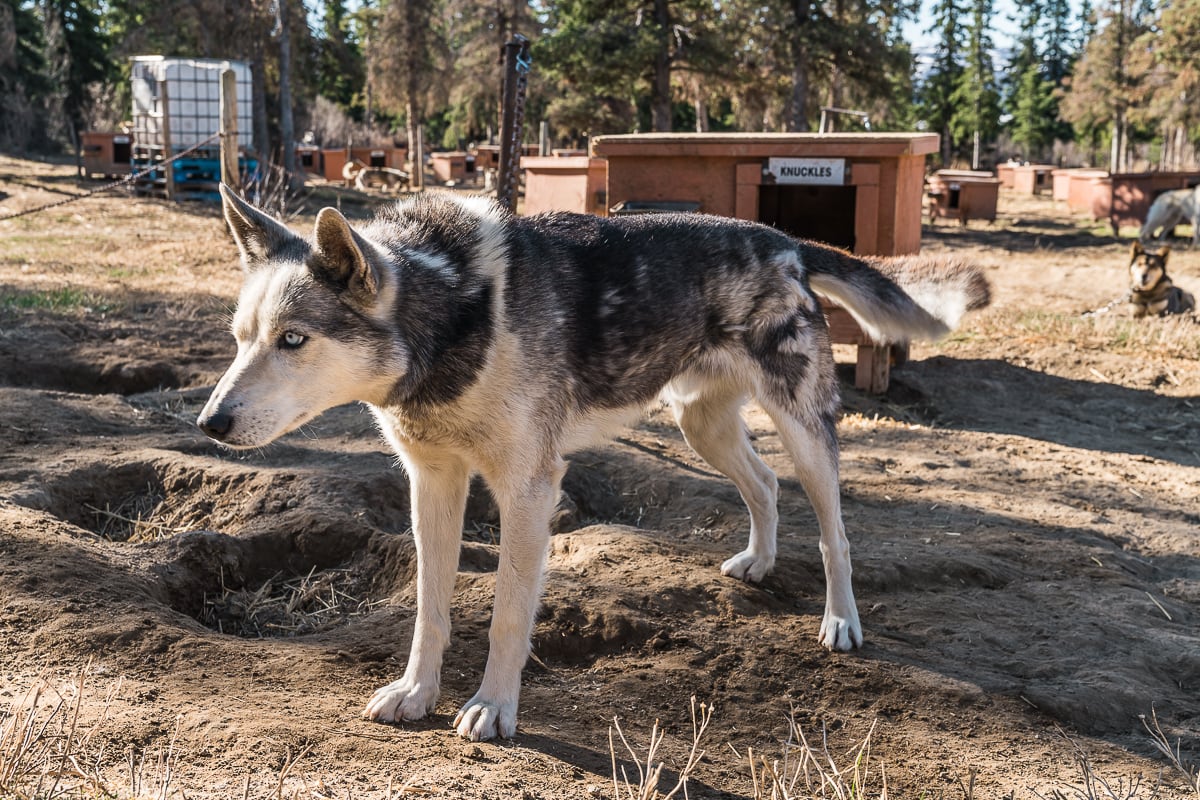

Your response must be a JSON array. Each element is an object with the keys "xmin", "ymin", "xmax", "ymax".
[{"xmin": 129, "ymin": 56, "xmax": 258, "ymax": 198}]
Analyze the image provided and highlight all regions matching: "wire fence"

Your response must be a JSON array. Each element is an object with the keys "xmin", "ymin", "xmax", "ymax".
[{"xmin": 0, "ymin": 132, "xmax": 222, "ymax": 223}]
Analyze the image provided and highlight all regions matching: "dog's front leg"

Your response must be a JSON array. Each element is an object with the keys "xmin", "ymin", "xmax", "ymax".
[
  {"xmin": 365, "ymin": 447, "xmax": 469, "ymax": 724},
  {"xmin": 454, "ymin": 459, "xmax": 563, "ymax": 741}
]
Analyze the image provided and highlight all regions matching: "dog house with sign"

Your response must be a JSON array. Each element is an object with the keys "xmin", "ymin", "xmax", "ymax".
[{"xmin": 590, "ymin": 132, "xmax": 938, "ymax": 392}]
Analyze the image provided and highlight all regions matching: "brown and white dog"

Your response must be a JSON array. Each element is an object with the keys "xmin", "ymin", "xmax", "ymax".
[{"xmin": 1128, "ymin": 241, "xmax": 1195, "ymax": 318}]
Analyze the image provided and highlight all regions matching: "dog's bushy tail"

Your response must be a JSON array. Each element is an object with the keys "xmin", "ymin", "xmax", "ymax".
[{"xmin": 803, "ymin": 245, "xmax": 991, "ymax": 344}]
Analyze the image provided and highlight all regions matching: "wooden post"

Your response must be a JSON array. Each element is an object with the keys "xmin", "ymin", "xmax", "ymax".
[
  {"xmin": 414, "ymin": 126, "xmax": 424, "ymax": 191},
  {"xmin": 497, "ymin": 35, "xmax": 530, "ymax": 212},
  {"xmin": 855, "ymin": 344, "xmax": 891, "ymax": 394},
  {"xmin": 157, "ymin": 80, "xmax": 176, "ymax": 201},
  {"xmin": 220, "ymin": 68, "xmax": 240, "ymax": 192}
]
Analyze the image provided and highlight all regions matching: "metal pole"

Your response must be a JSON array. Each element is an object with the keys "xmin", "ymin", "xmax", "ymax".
[
  {"xmin": 497, "ymin": 34, "xmax": 531, "ymax": 212},
  {"xmin": 220, "ymin": 68, "xmax": 241, "ymax": 192},
  {"xmin": 157, "ymin": 80, "xmax": 176, "ymax": 201}
]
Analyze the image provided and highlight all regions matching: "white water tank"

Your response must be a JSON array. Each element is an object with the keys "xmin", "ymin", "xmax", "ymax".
[{"xmin": 130, "ymin": 56, "xmax": 253, "ymax": 152}]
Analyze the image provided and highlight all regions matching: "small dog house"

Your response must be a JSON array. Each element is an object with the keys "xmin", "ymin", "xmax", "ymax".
[
  {"xmin": 926, "ymin": 170, "xmax": 999, "ymax": 224},
  {"xmin": 521, "ymin": 156, "xmax": 607, "ymax": 215},
  {"xmin": 1058, "ymin": 169, "xmax": 1200, "ymax": 234},
  {"xmin": 81, "ymin": 131, "xmax": 132, "ymax": 178},
  {"xmin": 590, "ymin": 132, "xmax": 940, "ymax": 392},
  {"xmin": 430, "ymin": 151, "xmax": 472, "ymax": 184},
  {"xmin": 320, "ymin": 146, "xmax": 408, "ymax": 184},
  {"xmin": 1012, "ymin": 164, "xmax": 1055, "ymax": 194}
]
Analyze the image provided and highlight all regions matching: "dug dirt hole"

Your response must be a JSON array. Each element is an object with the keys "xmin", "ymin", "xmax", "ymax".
[
  {"xmin": 17, "ymin": 457, "xmax": 273, "ymax": 542},
  {"xmin": 155, "ymin": 526, "xmax": 418, "ymax": 640}
]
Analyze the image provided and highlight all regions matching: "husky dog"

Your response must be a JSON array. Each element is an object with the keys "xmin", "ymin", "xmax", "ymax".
[
  {"xmin": 1139, "ymin": 186, "xmax": 1200, "ymax": 247},
  {"xmin": 198, "ymin": 186, "xmax": 990, "ymax": 741},
  {"xmin": 1128, "ymin": 241, "xmax": 1196, "ymax": 317},
  {"xmin": 355, "ymin": 166, "xmax": 410, "ymax": 193},
  {"xmin": 342, "ymin": 159, "xmax": 409, "ymax": 193}
]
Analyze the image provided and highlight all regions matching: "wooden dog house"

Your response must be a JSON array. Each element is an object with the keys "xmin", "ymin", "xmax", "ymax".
[
  {"xmin": 926, "ymin": 169, "xmax": 999, "ymax": 224},
  {"xmin": 521, "ymin": 155, "xmax": 607, "ymax": 215},
  {"xmin": 321, "ymin": 146, "xmax": 408, "ymax": 184},
  {"xmin": 1012, "ymin": 164, "xmax": 1055, "ymax": 194},
  {"xmin": 430, "ymin": 151, "xmax": 477, "ymax": 184},
  {"xmin": 590, "ymin": 132, "xmax": 939, "ymax": 392},
  {"xmin": 81, "ymin": 131, "xmax": 133, "ymax": 178},
  {"xmin": 1057, "ymin": 169, "xmax": 1200, "ymax": 234}
]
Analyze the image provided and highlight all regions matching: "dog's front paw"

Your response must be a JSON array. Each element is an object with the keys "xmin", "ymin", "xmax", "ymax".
[
  {"xmin": 453, "ymin": 694, "xmax": 517, "ymax": 741},
  {"xmin": 721, "ymin": 549, "xmax": 774, "ymax": 583},
  {"xmin": 363, "ymin": 676, "xmax": 439, "ymax": 723},
  {"xmin": 818, "ymin": 607, "xmax": 862, "ymax": 651}
]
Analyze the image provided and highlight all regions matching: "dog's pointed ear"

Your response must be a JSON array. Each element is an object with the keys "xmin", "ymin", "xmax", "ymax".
[
  {"xmin": 311, "ymin": 207, "xmax": 379, "ymax": 298},
  {"xmin": 1130, "ymin": 240, "xmax": 1144, "ymax": 257},
  {"xmin": 219, "ymin": 183, "xmax": 299, "ymax": 269},
  {"xmin": 1157, "ymin": 246, "xmax": 1171, "ymax": 260}
]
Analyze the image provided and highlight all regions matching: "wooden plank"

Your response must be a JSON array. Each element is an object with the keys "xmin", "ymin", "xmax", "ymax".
[
  {"xmin": 220, "ymin": 68, "xmax": 240, "ymax": 191},
  {"xmin": 157, "ymin": 80, "xmax": 175, "ymax": 201},
  {"xmin": 822, "ymin": 304, "xmax": 873, "ymax": 345},
  {"xmin": 822, "ymin": 301, "xmax": 895, "ymax": 393},
  {"xmin": 855, "ymin": 344, "xmax": 891, "ymax": 393}
]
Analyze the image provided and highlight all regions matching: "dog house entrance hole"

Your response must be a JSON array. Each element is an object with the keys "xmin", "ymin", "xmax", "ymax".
[
  {"xmin": 758, "ymin": 185, "xmax": 857, "ymax": 250},
  {"xmin": 113, "ymin": 137, "xmax": 132, "ymax": 164}
]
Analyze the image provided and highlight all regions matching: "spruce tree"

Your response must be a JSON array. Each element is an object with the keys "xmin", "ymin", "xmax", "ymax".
[
  {"xmin": 916, "ymin": 0, "xmax": 964, "ymax": 165},
  {"xmin": 317, "ymin": 0, "xmax": 366, "ymax": 117},
  {"xmin": 948, "ymin": 0, "xmax": 1000, "ymax": 167}
]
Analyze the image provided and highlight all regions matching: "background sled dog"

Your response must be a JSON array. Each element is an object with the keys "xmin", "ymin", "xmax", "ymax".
[
  {"xmin": 198, "ymin": 187, "xmax": 991, "ymax": 741},
  {"xmin": 1139, "ymin": 186, "xmax": 1200, "ymax": 246},
  {"xmin": 1128, "ymin": 241, "xmax": 1196, "ymax": 317}
]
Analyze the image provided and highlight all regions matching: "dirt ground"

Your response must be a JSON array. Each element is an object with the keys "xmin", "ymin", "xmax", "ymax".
[{"xmin": 1, "ymin": 153, "xmax": 1198, "ymax": 799}]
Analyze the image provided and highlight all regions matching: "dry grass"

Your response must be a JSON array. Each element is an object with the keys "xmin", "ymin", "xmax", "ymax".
[
  {"xmin": 0, "ymin": 662, "xmax": 127, "ymax": 799},
  {"xmin": 1142, "ymin": 711, "xmax": 1200, "ymax": 798},
  {"xmin": 736, "ymin": 716, "xmax": 885, "ymax": 800},
  {"xmin": 609, "ymin": 697, "xmax": 715, "ymax": 800},
  {"xmin": 0, "ymin": 665, "xmax": 426, "ymax": 799},
  {"xmin": 962, "ymin": 308, "xmax": 1200, "ymax": 361},
  {"xmin": 0, "ymin": 156, "xmax": 242, "ymax": 303},
  {"xmin": 6, "ymin": 668, "xmax": 1197, "ymax": 799},
  {"xmin": 200, "ymin": 567, "xmax": 385, "ymax": 638},
  {"xmin": 610, "ymin": 702, "xmax": 1200, "ymax": 800},
  {"xmin": 85, "ymin": 490, "xmax": 181, "ymax": 544}
]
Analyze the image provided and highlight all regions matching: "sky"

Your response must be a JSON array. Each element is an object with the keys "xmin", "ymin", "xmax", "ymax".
[{"xmin": 901, "ymin": 0, "xmax": 1030, "ymax": 58}]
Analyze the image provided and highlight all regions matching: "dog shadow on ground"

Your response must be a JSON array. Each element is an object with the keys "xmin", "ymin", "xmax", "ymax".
[
  {"xmin": 853, "ymin": 356, "xmax": 1199, "ymax": 468},
  {"xmin": 922, "ymin": 216, "xmax": 1118, "ymax": 252}
]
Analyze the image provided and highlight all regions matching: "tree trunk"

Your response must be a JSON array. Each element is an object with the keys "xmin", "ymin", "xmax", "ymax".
[
  {"xmin": 651, "ymin": 0, "xmax": 672, "ymax": 132},
  {"xmin": 787, "ymin": 0, "xmax": 812, "ymax": 132},
  {"xmin": 251, "ymin": 57, "xmax": 270, "ymax": 160},
  {"xmin": 276, "ymin": 0, "xmax": 297, "ymax": 183}
]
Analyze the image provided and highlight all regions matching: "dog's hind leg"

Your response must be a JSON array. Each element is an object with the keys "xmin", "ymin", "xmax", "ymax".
[
  {"xmin": 454, "ymin": 457, "xmax": 565, "ymax": 741},
  {"xmin": 759, "ymin": 400, "xmax": 862, "ymax": 652},
  {"xmin": 668, "ymin": 376, "xmax": 780, "ymax": 582},
  {"xmin": 365, "ymin": 446, "xmax": 470, "ymax": 725}
]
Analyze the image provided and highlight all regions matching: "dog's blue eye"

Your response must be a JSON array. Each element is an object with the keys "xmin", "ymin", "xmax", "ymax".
[{"xmin": 280, "ymin": 331, "xmax": 306, "ymax": 349}]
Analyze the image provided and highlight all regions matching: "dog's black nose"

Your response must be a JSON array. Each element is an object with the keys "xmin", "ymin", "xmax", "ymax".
[{"xmin": 198, "ymin": 410, "xmax": 233, "ymax": 440}]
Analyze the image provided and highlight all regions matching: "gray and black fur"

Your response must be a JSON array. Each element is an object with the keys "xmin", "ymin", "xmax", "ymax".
[{"xmin": 199, "ymin": 188, "xmax": 991, "ymax": 741}]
